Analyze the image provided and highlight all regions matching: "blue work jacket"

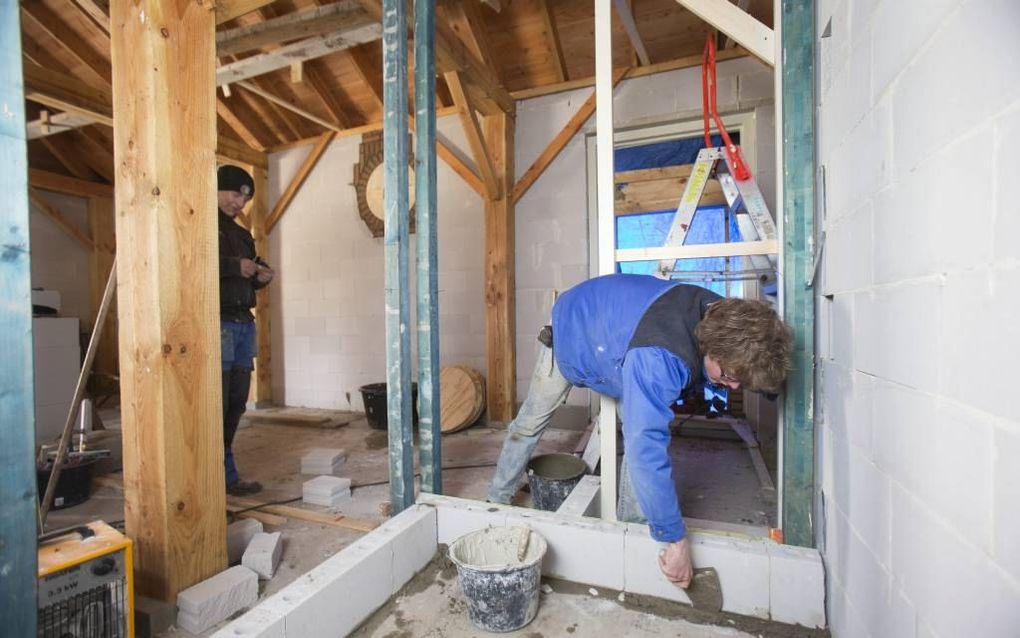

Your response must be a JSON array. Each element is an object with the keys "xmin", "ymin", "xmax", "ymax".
[{"xmin": 551, "ymin": 274, "xmax": 704, "ymax": 542}]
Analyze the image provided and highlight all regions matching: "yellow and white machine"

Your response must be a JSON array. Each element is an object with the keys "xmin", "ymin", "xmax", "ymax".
[{"xmin": 37, "ymin": 521, "xmax": 134, "ymax": 638}]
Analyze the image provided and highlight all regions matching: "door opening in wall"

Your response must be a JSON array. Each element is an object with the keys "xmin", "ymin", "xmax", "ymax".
[{"xmin": 585, "ymin": 112, "xmax": 780, "ymax": 532}]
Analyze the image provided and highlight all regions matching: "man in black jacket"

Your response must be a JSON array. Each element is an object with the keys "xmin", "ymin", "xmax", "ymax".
[{"xmin": 218, "ymin": 165, "xmax": 275, "ymax": 496}]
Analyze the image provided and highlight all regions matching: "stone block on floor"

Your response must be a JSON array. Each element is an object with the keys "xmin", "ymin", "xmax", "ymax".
[{"xmin": 176, "ymin": 566, "xmax": 258, "ymax": 635}]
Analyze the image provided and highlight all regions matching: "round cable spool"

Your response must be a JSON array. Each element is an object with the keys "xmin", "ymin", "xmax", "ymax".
[{"xmin": 440, "ymin": 366, "xmax": 486, "ymax": 434}]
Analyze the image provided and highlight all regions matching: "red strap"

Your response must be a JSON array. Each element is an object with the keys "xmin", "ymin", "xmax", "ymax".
[{"xmin": 702, "ymin": 35, "xmax": 751, "ymax": 181}]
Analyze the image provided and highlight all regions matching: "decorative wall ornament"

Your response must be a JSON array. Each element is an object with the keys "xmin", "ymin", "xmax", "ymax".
[{"xmin": 353, "ymin": 131, "xmax": 416, "ymax": 237}]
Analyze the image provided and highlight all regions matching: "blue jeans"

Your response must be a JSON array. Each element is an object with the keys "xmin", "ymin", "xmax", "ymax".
[
  {"xmin": 221, "ymin": 320, "xmax": 256, "ymax": 485},
  {"xmin": 487, "ymin": 343, "xmax": 646, "ymax": 522}
]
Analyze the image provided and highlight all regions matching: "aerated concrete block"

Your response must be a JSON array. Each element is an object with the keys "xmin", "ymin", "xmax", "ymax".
[
  {"xmin": 300, "ymin": 448, "xmax": 347, "ymax": 475},
  {"xmin": 622, "ymin": 523, "xmax": 693, "ymax": 606},
  {"xmin": 767, "ymin": 542, "xmax": 826, "ymax": 628},
  {"xmin": 509, "ymin": 508, "xmax": 626, "ymax": 590},
  {"xmin": 242, "ymin": 532, "xmax": 283, "ymax": 580},
  {"xmin": 418, "ymin": 494, "xmax": 509, "ymax": 545},
  {"xmin": 227, "ymin": 518, "xmax": 264, "ymax": 565},
  {"xmin": 176, "ymin": 566, "xmax": 258, "ymax": 634},
  {"xmin": 387, "ymin": 506, "xmax": 438, "ymax": 593}
]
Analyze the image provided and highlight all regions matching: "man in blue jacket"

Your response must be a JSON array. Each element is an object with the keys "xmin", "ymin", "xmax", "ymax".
[{"xmin": 487, "ymin": 273, "xmax": 792, "ymax": 589}]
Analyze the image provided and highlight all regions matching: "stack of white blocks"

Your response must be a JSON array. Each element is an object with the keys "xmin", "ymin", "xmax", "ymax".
[
  {"xmin": 300, "ymin": 448, "xmax": 347, "ymax": 475},
  {"xmin": 302, "ymin": 476, "xmax": 351, "ymax": 507},
  {"xmin": 177, "ymin": 566, "xmax": 258, "ymax": 634}
]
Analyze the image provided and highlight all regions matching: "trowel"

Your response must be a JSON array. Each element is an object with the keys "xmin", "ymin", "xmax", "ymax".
[{"xmin": 685, "ymin": 567, "xmax": 723, "ymax": 613}]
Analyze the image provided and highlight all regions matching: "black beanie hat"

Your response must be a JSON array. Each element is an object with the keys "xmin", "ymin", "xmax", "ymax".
[{"xmin": 217, "ymin": 164, "xmax": 255, "ymax": 198}]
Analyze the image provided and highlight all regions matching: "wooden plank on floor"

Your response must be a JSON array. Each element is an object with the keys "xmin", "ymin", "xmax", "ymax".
[{"xmin": 226, "ymin": 497, "xmax": 379, "ymax": 533}]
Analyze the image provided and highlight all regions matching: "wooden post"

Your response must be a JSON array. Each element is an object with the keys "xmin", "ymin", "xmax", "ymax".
[
  {"xmin": 250, "ymin": 164, "xmax": 272, "ymax": 406},
  {"xmin": 88, "ymin": 196, "xmax": 118, "ymax": 395},
  {"xmin": 779, "ymin": 0, "xmax": 816, "ymax": 548},
  {"xmin": 383, "ymin": 0, "xmax": 414, "ymax": 513},
  {"xmin": 483, "ymin": 110, "xmax": 516, "ymax": 422},
  {"xmin": 110, "ymin": 0, "xmax": 226, "ymax": 599},
  {"xmin": 415, "ymin": 0, "xmax": 441, "ymax": 494},
  {"xmin": 594, "ymin": 0, "xmax": 618, "ymax": 521},
  {"xmin": 0, "ymin": 2, "xmax": 39, "ymax": 632}
]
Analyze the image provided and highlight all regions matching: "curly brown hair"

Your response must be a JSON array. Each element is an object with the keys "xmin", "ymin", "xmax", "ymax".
[{"xmin": 694, "ymin": 298, "xmax": 793, "ymax": 393}]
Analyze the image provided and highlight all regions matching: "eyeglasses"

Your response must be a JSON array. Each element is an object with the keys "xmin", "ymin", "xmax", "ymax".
[{"xmin": 718, "ymin": 369, "xmax": 740, "ymax": 385}]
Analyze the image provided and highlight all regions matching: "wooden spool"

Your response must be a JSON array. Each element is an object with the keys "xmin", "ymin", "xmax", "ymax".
[{"xmin": 440, "ymin": 366, "xmax": 486, "ymax": 434}]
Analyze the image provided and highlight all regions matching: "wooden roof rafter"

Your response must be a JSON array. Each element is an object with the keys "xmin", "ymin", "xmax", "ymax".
[
  {"xmin": 536, "ymin": 0, "xmax": 568, "ymax": 83},
  {"xmin": 20, "ymin": 1, "xmax": 111, "ymax": 86}
]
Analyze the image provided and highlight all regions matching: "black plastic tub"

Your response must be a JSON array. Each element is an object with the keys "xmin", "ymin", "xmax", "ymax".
[
  {"xmin": 359, "ymin": 382, "xmax": 419, "ymax": 431},
  {"xmin": 37, "ymin": 457, "xmax": 99, "ymax": 510}
]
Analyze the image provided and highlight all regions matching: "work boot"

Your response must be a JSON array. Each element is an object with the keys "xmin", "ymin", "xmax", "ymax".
[{"xmin": 226, "ymin": 480, "xmax": 263, "ymax": 496}]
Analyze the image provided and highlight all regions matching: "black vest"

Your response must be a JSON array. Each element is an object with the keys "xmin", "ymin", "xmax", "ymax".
[{"xmin": 627, "ymin": 284, "xmax": 722, "ymax": 390}]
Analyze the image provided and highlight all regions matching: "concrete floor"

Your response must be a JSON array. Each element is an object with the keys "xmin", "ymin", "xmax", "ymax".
[{"xmin": 46, "ymin": 407, "xmax": 777, "ymax": 636}]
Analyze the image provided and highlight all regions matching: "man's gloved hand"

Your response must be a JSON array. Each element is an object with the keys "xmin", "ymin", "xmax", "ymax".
[{"xmin": 658, "ymin": 537, "xmax": 693, "ymax": 589}]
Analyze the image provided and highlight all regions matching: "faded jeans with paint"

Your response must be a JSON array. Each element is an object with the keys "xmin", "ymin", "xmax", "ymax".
[{"xmin": 487, "ymin": 342, "xmax": 647, "ymax": 524}]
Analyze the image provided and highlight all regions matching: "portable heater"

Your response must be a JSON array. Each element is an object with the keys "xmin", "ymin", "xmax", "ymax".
[{"xmin": 37, "ymin": 521, "xmax": 134, "ymax": 638}]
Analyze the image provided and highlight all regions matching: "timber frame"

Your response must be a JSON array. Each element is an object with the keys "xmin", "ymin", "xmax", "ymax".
[{"xmin": 3, "ymin": 0, "xmax": 814, "ymax": 611}]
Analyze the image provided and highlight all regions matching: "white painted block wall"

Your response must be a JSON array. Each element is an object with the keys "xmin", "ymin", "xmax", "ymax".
[
  {"xmin": 29, "ymin": 191, "xmax": 91, "ymax": 322},
  {"xmin": 269, "ymin": 59, "xmax": 775, "ymax": 412},
  {"xmin": 514, "ymin": 58, "xmax": 776, "ymax": 404},
  {"xmin": 267, "ymin": 119, "xmax": 487, "ymax": 410},
  {"xmin": 816, "ymin": 0, "xmax": 1020, "ymax": 635}
]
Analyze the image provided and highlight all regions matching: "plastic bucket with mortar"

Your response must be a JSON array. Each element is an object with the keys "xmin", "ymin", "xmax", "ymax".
[
  {"xmin": 526, "ymin": 453, "xmax": 588, "ymax": 511},
  {"xmin": 449, "ymin": 526, "xmax": 548, "ymax": 633}
]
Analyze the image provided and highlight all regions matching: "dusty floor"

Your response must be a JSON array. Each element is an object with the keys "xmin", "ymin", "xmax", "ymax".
[
  {"xmin": 350, "ymin": 550, "xmax": 824, "ymax": 638},
  {"xmin": 45, "ymin": 407, "xmax": 777, "ymax": 636}
]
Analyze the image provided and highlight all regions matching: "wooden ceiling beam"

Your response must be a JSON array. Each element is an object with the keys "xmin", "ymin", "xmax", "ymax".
[
  {"xmin": 21, "ymin": 2, "xmax": 112, "ymax": 86},
  {"xmin": 23, "ymin": 60, "xmax": 113, "ymax": 126},
  {"xmin": 445, "ymin": 71, "xmax": 498, "ymax": 199},
  {"xmin": 28, "ymin": 188, "xmax": 95, "ymax": 251},
  {"xmin": 217, "ymin": 97, "xmax": 272, "ymax": 150},
  {"xmin": 72, "ymin": 129, "xmax": 116, "ymax": 182},
  {"xmin": 357, "ymin": 0, "xmax": 510, "ymax": 114},
  {"xmin": 72, "ymin": 0, "xmax": 110, "ymax": 35},
  {"xmin": 216, "ymin": 0, "xmax": 280, "ymax": 25},
  {"xmin": 347, "ymin": 43, "xmax": 384, "ymax": 107},
  {"xmin": 216, "ymin": 19, "xmax": 381, "ymax": 86},
  {"xmin": 536, "ymin": 0, "xmax": 567, "ymax": 83},
  {"xmin": 439, "ymin": 0, "xmax": 500, "ymax": 82},
  {"xmin": 613, "ymin": 0, "xmax": 651, "ymax": 65},
  {"xmin": 303, "ymin": 61, "xmax": 355, "ymax": 129},
  {"xmin": 217, "ymin": 1, "xmax": 364, "ymax": 56},
  {"xmin": 27, "ymin": 111, "xmax": 96, "ymax": 140},
  {"xmin": 510, "ymin": 47, "xmax": 747, "ymax": 100},
  {"xmin": 40, "ymin": 135, "xmax": 102, "ymax": 182},
  {"xmin": 30, "ymin": 168, "xmax": 113, "ymax": 198},
  {"xmin": 244, "ymin": 76, "xmax": 307, "ymax": 139},
  {"xmin": 675, "ymin": 0, "xmax": 774, "ymax": 67},
  {"xmin": 237, "ymin": 80, "xmax": 343, "ymax": 133},
  {"xmin": 216, "ymin": 136, "xmax": 269, "ymax": 169}
]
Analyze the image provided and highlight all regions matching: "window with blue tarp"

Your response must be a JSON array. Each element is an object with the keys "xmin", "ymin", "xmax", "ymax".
[{"xmin": 615, "ymin": 133, "xmax": 743, "ymax": 298}]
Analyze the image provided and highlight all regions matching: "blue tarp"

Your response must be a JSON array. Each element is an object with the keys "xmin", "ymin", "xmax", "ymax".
[{"xmin": 615, "ymin": 133, "xmax": 743, "ymax": 297}]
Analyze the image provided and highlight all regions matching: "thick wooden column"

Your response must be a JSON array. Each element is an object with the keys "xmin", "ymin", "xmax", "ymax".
[
  {"xmin": 110, "ymin": 0, "xmax": 226, "ymax": 600},
  {"xmin": 250, "ymin": 164, "xmax": 272, "ymax": 406},
  {"xmin": 88, "ymin": 196, "xmax": 118, "ymax": 394},
  {"xmin": 484, "ymin": 110, "xmax": 517, "ymax": 421},
  {"xmin": 0, "ymin": 2, "xmax": 38, "ymax": 632}
]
